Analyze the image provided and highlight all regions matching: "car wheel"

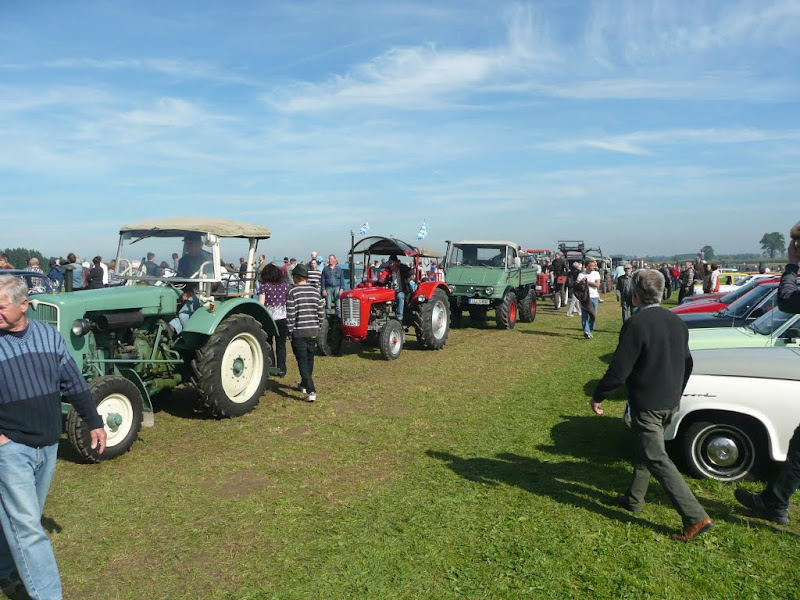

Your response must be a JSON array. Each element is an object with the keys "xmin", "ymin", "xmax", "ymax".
[{"xmin": 682, "ymin": 418, "xmax": 765, "ymax": 482}]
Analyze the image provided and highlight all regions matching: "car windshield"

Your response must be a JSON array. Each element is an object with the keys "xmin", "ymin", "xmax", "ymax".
[
  {"xmin": 718, "ymin": 277, "xmax": 767, "ymax": 303},
  {"xmin": 748, "ymin": 307, "xmax": 796, "ymax": 336},
  {"xmin": 721, "ymin": 283, "xmax": 777, "ymax": 317},
  {"xmin": 448, "ymin": 245, "xmax": 511, "ymax": 268},
  {"xmin": 115, "ymin": 231, "xmax": 219, "ymax": 283}
]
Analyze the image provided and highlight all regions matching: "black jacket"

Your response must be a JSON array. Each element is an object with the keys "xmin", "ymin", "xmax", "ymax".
[
  {"xmin": 778, "ymin": 263, "xmax": 800, "ymax": 314},
  {"xmin": 593, "ymin": 306, "xmax": 692, "ymax": 412}
]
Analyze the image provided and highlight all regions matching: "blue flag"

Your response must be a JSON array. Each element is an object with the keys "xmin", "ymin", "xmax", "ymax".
[
  {"xmin": 416, "ymin": 221, "xmax": 428, "ymax": 240},
  {"xmin": 358, "ymin": 220, "xmax": 370, "ymax": 235}
]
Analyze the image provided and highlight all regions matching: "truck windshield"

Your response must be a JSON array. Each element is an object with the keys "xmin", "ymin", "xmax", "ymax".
[{"xmin": 448, "ymin": 245, "xmax": 509, "ymax": 268}]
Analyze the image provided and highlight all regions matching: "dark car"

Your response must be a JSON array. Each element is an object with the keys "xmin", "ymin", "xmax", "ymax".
[
  {"xmin": 679, "ymin": 282, "xmax": 778, "ymax": 329},
  {"xmin": 4, "ymin": 269, "xmax": 54, "ymax": 294}
]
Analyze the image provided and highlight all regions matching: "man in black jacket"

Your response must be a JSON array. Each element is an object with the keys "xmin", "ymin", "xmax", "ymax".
[
  {"xmin": 736, "ymin": 230, "xmax": 800, "ymax": 524},
  {"xmin": 551, "ymin": 252, "xmax": 569, "ymax": 309},
  {"xmin": 590, "ymin": 269, "xmax": 713, "ymax": 542}
]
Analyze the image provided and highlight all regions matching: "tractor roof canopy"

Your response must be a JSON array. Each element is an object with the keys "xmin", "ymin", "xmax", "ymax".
[
  {"xmin": 120, "ymin": 218, "xmax": 271, "ymax": 239},
  {"xmin": 350, "ymin": 236, "xmax": 418, "ymax": 258}
]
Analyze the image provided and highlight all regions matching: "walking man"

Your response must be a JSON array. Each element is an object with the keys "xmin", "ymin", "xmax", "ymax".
[
  {"xmin": 576, "ymin": 260, "xmax": 601, "ymax": 338},
  {"xmin": 678, "ymin": 261, "xmax": 695, "ymax": 303},
  {"xmin": 735, "ymin": 228, "xmax": 800, "ymax": 524},
  {"xmin": 590, "ymin": 269, "xmax": 713, "ymax": 542},
  {"xmin": 616, "ymin": 264, "xmax": 635, "ymax": 322},
  {"xmin": 286, "ymin": 265, "xmax": 325, "ymax": 403},
  {"xmin": 0, "ymin": 275, "xmax": 107, "ymax": 599}
]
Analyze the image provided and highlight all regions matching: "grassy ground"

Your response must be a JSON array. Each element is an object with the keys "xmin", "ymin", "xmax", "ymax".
[{"xmin": 44, "ymin": 293, "xmax": 800, "ymax": 599}]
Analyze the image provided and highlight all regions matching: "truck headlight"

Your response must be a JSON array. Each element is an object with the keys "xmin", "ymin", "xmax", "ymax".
[
  {"xmin": 484, "ymin": 286, "xmax": 494, "ymax": 295},
  {"xmin": 71, "ymin": 319, "xmax": 92, "ymax": 337}
]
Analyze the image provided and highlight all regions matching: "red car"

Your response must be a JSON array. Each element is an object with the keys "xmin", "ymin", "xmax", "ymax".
[{"xmin": 671, "ymin": 276, "xmax": 779, "ymax": 314}]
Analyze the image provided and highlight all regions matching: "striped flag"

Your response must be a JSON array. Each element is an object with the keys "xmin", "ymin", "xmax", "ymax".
[
  {"xmin": 358, "ymin": 220, "xmax": 370, "ymax": 235},
  {"xmin": 416, "ymin": 220, "xmax": 428, "ymax": 240}
]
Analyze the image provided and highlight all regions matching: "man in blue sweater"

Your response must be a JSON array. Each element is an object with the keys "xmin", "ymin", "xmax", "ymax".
[
  {"xmin": 590, "ymin": 269, "xmax": 713, "ymax": 542},
  {"xmin": 0, "ymin": 275, "xmax": 107, "ymax": 600}
]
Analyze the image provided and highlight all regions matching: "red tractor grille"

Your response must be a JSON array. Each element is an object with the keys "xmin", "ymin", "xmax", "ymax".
[{"xmin": 341, "ymin": 297, "xmax": 361, "ymax": 327}]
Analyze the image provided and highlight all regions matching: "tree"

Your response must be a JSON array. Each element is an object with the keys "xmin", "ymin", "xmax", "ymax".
[
  {"xmin": 1, "ymin": 248, "xmax": 46, "ymax": 269},
  {"xmin": 759, "ymin": 232, "xmax": 785, "ymax": 259},
  {"xmin": 700, "ymin": 245, "xmax": 715, "ymax": 261}
]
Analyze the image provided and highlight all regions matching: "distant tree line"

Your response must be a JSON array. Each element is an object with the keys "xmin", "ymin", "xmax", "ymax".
[{"xmin": 0, "ymin": 248, "xmax": 52, "ymax": 269}]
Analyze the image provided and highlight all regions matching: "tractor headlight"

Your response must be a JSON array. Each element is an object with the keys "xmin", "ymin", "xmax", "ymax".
[
  {"xmin": 484, "ymin": 286, "xmax": 494, "ymax": 295},
  {"xmin": 71, "ymin": 318, "xmax": 92, "ymax": 337},
  {"xmin": 448, "ymin": 285, "xmax": 456, "ymax": 293},
  {"xmin": 417, "ymin": 294, "xmax": 427, "ymax": 302}
]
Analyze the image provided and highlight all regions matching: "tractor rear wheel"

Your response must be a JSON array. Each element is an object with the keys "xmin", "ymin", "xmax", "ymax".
[
  {"xmin": 67, "ymin": 376, "xmax": 144, "ymax": 463},
  {"xmin": 519, "ymin": 289, "xmax": 537, "ymax": 323},
  {"xmin": 414, "ymin": 289, "xmax": 450, "ymax": 350},
  {"xmin": 379, "ymin": 320, "xmax": 403, "ymax": 360},
  {"xmin": 193, "ymin": 314, "xmax": 271, "ymax": 417},
  {"xmin": 317, "ymin": 315, "xmax": 343, "ymax": 356},
  {"xmin": 496, "ymin": 291, "xmax": 518, "ymax": 329}
]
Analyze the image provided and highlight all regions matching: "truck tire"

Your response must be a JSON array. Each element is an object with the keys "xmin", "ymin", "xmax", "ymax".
[
  {"xmin": 414, "ymin": 288, "xmax": 450, "ymax": 350},
  {"xmin": 379, "ymin": 319, "xmax": 403, "ymax": 360},
  {"xmin": 519, "ymin": 289, "xmax": 537, "ymax": 323},
  {"xmin": 193, "ymin": 314, "xmax": 271, "ymax": 417},
  {"xmin": 67, "ymin": 376, "xmax": 144, "ymax": 463},
  {"xmin": 496, "ymin": 291, "xmax": 517, "ymax": 329},
  {"xmin": 317, "ymin": 315, "xmax": 343, "ymax": 356}
]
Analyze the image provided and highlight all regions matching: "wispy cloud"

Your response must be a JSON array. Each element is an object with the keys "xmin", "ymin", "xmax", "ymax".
[{"xmin": 540, "ymin": 128, "xmax": 800, "ymax": 155}]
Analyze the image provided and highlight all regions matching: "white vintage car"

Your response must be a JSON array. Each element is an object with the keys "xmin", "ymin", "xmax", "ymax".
[{"xmin": 662, "ymin": 347, "xmax": 800, "ymax": 482}]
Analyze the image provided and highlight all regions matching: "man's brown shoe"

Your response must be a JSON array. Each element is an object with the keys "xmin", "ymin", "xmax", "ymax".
[
  {"xmin": 671, "ymin": 517, "xmax": 714, "ymax": 542},
  {"xmin": 614, "ymin": 493, "xmax": 642, "ymax": 514}
]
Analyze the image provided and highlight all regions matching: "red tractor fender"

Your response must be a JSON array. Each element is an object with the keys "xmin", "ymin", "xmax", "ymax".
[{"xmin": 410, "ymin": 280, "xmax": 449, "ymax": 306}]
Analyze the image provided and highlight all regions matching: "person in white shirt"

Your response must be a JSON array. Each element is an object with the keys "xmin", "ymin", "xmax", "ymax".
[{"xmin": 577, "ymin": 260, "xmax": 601, "ymax": 338}]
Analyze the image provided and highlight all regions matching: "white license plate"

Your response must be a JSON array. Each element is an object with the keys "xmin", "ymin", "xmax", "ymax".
[
  {"xmin": 343, "ymin": 318, "xmax": 359, "ymax": 327},
  {"xmin": 468, "ymin": 298, "xmax": 491, "ymax": 305}
]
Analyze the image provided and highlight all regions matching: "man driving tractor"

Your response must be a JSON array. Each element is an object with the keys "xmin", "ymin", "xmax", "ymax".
[{"xmin": 376, "ymin": 254, "xmax": 413, "ymax": 322}]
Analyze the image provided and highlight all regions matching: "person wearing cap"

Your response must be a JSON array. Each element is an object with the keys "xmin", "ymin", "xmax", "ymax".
[
  {"xmin": 286, "ymin": 264, "xmax": 324, "ymax": 402},
  {"xmin": 377, "ymin": 254, "xmax": 413, "ymax": 323},
  {"xmin": 617, "ymin": 264, "xmax": 635, "ymax": 322},
  {"xmin": 47, "ymin": 260, "xmax": 63, "ymax": 293}
]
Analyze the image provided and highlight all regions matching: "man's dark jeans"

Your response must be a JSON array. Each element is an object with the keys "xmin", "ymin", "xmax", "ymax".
[
  {"xmin": 291, "ymin": 336, "xmax": 316, "ymax": 394},
  {"xmin": 763, "ymin": 423, "xmax": 800, "ymax": 511}
]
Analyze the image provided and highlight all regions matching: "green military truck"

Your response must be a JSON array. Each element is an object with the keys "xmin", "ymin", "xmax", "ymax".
[
  {"xmin": 444, "ymin": 240, "xmax": 537, "ymax": 329},
  {"xmin": 24, "ymin": 218, "xmax": 277, "ymax": 462}
]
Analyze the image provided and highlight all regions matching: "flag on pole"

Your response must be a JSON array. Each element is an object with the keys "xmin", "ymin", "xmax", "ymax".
[
  {"xmin": 358, "ymin": 220, "xmax": 370, "ymax": 235},
  {"xmin": 416, "ymin": 220, "xmax": 428, "ymax": 240}
]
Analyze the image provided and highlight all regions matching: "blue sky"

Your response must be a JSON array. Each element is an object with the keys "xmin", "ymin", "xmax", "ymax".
[{"xmin": 1, "ymin": 0, "xmax": 798, "ymax": 261}]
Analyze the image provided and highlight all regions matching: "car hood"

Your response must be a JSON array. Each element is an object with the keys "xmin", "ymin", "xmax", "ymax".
[
  {"xmin": 688, "ymin": 327, "xmax": 767, "ymax": 351},
  {"xmin": 671, "ymin": 300, "xmax": 725, "ymax": 314},
  {"xmin": 679, "ymin": 311, "xmax": 736, "ymax": 329},
  {"xmin": 691, "ymin": 347, "xmax": 800, "ymax": 382}
]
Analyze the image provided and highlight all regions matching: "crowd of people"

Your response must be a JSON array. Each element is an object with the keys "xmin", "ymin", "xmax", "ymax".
[{"xmin": 2, "ymin": 228, "xmax": 800, "ymax": 597}]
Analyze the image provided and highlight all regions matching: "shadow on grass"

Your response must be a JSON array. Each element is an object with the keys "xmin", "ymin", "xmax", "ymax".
[
  {"xmin": 152, "ymin": 386, "xmax": 215, "ymax": 420},
  {"xmin": 519, "ymin": 329, "xmax": 570, "ymax": 337},
  {"xmin": 426, "ymin": 449, "xmax": 673, "ymax": 536}
]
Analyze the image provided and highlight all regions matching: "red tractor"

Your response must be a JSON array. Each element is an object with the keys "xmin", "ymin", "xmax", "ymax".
[{"xmin": 319, "ymin": 235, "xmax": 451, "ymax": 360}]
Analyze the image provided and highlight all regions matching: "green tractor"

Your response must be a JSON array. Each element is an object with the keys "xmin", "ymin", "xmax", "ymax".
[{"xmin": 25, "ymin": 218, "xmax": 277, "ymax": 462}]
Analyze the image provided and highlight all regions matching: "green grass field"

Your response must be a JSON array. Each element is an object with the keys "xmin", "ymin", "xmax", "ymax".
[{"xmin": 46, "ymin": 293, "xmax": 800, "ymax": 599}]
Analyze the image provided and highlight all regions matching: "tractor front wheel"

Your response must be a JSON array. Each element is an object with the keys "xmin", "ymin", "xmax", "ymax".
[
  {"xmin": 66, "ymin": 376, "xmax": 144, "ymax": 463},
  {"xmin": 496, "ymin": 291, "xmax": 518, "ymax": 329},
  {"xmin": 193, "ymin": 314, "xmax": 271, "ymax": 417},
  {"xmin": 317, "ymin": 315, "xmax": 343, "ymax": 356},
  {"xmin": 414, "ymin": 289, "xmax": 450, "ymax": 350},
  {"xmin": 379, "ymin": 320, "xmax": 404, "ymax": 360}
]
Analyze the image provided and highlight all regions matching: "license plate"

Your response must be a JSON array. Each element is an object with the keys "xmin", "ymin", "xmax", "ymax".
[
  {"xmin": 343, "ymin": 318, "xmax": 359, "ymax": 327},
  {"xmin": 468, "ymin": 298, "xmax": 491, "ymax": 305}
]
